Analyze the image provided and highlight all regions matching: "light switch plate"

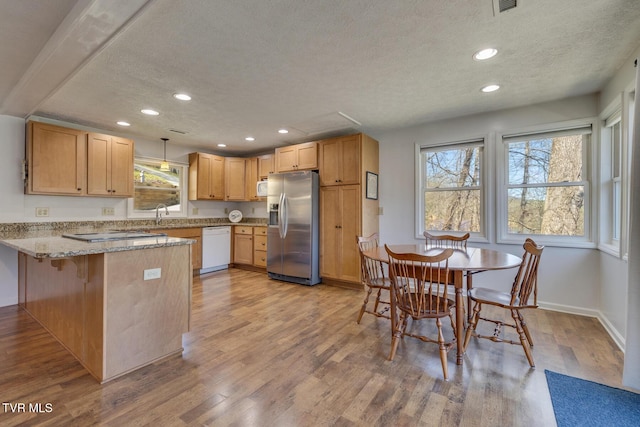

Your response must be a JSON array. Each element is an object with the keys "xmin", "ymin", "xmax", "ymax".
[
  {"xmin": 143, "ymin": 268, "xmax": 161, "ymax": 280},
  {"xmin": 102, "ymin": 207, "xmax": 115, "ymax": 216}
]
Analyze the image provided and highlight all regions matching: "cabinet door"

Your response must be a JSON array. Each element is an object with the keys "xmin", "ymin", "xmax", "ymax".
[
  {"xmin": 246, "ymin": 157, "xmax": 260, "ymax": 201},
  {"xmin": 296, "ymin": 141, "xmax": 318, "ymax": 170},
  {"xmin": 275, "ymin": 146, "xmax": 297, "ymax": 172},
  {"xmin": 109, "ymin": 137, "xmax": 134, "ymax": 197},
  {"xmin": 320, "ymin": 185, "xmax": 361, "ymax": 282},
  {"xmin": 320, "ymin": 186, "xmax": 341, "ymax": 279},
  {"xmin": 87, "ymin": 134, "xmax": 133, "ymax": 197},
  {"xmin": 225, "ymin": 157, "xmax": 246, "ymax": 200},
  {"xmin": 87, "ymin": 133, "xmax": 112, "ymax": 196},
  {"xmin": 234, "ymin": 234, "xmax": 253, "ymax": 265},
  {"xmin": 258, "ymin": 154, "xmax": 275, "ymax": 179},
  {"xmin": 209, "ymin": 155, "xmax": 225, "ymax": 200},
  {"xmin": 319, "ymin": 138, "xmax": 341, "ymax": 186},
  {"xmin": 319, "ymin": 136, "xmax": 360, "ymax": 186},
  {"xmin": 190, "ymin": 153, "xmax": 225, "ymax": 200},
  {"xmin": 337, "ymin": 135, "xmax": 360, "ymax": 185},
  {"xmin": 27, "ymin": 122, "xmax": 86, "ymax": 195},
  {"xmin": 338, "ymin": 185, "xmax": 362, "ymax": 282}
]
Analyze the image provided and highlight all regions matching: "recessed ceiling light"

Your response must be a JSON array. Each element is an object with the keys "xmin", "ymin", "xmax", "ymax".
[
  {"xmin": 245, "ymin": 137, "xmax": 255, "ymax": 141},
  {"xmin": 141, "ymin": 109, "xmax": 159, "ymax": 116},
  {"xmin": 481, "ymin": 84, "xmax": 501, "ymax": 93},
  {"xmin": 473, "ymin": 48, "xmax": 498, "ymax": 61},
  {"xmin": 217, "ymin": 143, "xmax": 226, "ymax": 148},
  {"xmin": 278, "ymin": 129, "xmax": 289, "ymax": 134},
  {"xmin": 116, "ymin": 121, "xmax": 130, "ymax": 126},
  {"xmin": 173, "ymin": 93, "xmax": 192, "ymax": 101}
]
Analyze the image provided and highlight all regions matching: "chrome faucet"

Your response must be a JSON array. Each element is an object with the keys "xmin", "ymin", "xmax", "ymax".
[{"xmin": 155, "ymin": 204, "xmax": 169, "ymax": 225}]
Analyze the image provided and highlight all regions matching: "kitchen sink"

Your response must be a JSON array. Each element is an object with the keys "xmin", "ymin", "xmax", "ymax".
[{"xmin": 62, "ymin": 231, "xmax": 167, "ymax": 242}]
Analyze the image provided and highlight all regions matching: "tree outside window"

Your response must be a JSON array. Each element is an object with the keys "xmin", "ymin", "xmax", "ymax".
[
  {"xmin": 421, "ymin": 142, "xmax": 483, "ymax": 233},
  {"xmin": 506, "ymin": 129, "xmax": 589, "ymax": 237}
]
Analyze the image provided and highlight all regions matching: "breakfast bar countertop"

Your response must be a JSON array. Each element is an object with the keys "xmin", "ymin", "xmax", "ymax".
[{"xmin": 0, "ymin": 233, "xmax": 194, "ymax": 259}]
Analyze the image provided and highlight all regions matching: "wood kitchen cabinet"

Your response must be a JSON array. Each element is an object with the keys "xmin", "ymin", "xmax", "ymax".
[
  {"xmin": 258, "ymin": 153, "xmax": 275, "ymax": 179},
  {"xmin": 188, "ymin": 152, "xmax": 225, "ymax": 200},
  {"xmin": 318, "ymin": 134, "xmax": 362, "ymax": 186},
  {"xmin": 156, "ymin": 227, "xmax": 202, "ymax": 271},
  {"xmin": 87, "ymin": 133, "xmax": 134, "ymax": 197},
  {"xmin": 320, "ymin": 185, "xmax": 362, "ymax": 283},
  {"xmin": 225, "ymin": 157, "xmax": 246, "ymax": 201},
  {"xmin": 318, "ymin": 133, "xmax": 380, "ymax": 285},
  {"xmin": 26, "ymin": 121, "xmax": 87, "ymax": 195},
  {"xmin": 275, "ymin": 141, "xmax": 318, "ymax": 172},
  {"xmin": 253, "ymin": 227, "xmax": 267, "ymax": 267},
  {"xmin": 233, "ymin": 225, "xmax": 253, "ymax": 265},
  {"xmin": 246, "ymin": 157, "xmax": 262, "ymax": 201}
]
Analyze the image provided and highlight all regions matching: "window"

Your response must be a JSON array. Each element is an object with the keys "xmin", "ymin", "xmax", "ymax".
[
  {"xmin": 501, "ymin": 125, "xmax": 591, "ymax": 244},
  {"xmin": 127, "ymin": 159, "xmax": 188, "ymax": 218},
  {"xmin": 418, "ymin": 140, "xmax": 484, "ymax": 235},
  {"xmin": 604, "ymin": 112, "xmax": 622, "ymax": 243}
]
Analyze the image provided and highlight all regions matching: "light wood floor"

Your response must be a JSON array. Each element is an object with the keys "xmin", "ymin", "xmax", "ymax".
[{"xmin": 0, "ymin": 268, "xmax": 625, "ymax": 426}]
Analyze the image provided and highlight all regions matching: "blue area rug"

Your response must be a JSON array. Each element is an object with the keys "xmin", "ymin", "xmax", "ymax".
[{"xmin": 545, "ymin": 370, "xmax": 640, "ymax": 427}]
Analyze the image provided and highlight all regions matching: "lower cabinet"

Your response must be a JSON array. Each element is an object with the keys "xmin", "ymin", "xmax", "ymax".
[
  {"xmin": 253, "ymin": 227, "xmax": 267, "ymax": 267},
  {"xmin": 233, "ymin": 225, "xmax": 254, "ymax": 265},
  {"xmin": 233, "ymin": 225, "xmax": 268, "ymax": 268}
]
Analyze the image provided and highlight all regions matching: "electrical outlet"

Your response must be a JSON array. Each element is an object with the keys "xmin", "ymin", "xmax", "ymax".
[
  {"xmin": 252, "ymin": 208, "xmax": 255, "ymax": 214},
  {"xmin": 192, "ymin": 207, "xmax": 199, "ymax": 215},
  {"xmin": 378, "ymin": 206, "xmax": 384, "ymax": 215},
  {"xmin": 143, "ymin": 268, "xmax": 161, "ymax": 280},
  {"xmin": 102, "ymin": 207, "xmax": 115, "ymax": 216},
  {"xmin": 35, "ymin": 207, "xmax": 49, "ymax": 217},
  {"xmin": 224, "ymin": 208, "xmax": 229, "ymax": 214}
]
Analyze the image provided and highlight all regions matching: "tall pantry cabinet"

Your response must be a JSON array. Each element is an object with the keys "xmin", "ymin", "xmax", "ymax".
[{"xmin": 319, "ymin": 133, "xmax": 379, "ymax": 285}]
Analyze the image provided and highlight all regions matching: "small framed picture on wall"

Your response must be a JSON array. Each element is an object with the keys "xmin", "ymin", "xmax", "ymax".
[{"xmin": 366, "ymin": 171, "xmax": 378, "ymax": 200}]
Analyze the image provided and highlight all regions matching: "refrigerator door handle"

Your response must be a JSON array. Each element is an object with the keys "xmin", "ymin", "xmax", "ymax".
[
  {"xmin": 282, "ymin": 193, "xmax": 289, "ymax": 238},
  {"xmin": 278, "ymin": 192, "xmax": 285, "ymax": 239}
]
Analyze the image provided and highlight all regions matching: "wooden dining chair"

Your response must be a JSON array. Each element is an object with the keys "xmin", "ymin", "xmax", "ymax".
[
  {"xmin": 385, "ymin": 245, "xmax": 456, "ymax": 380},
  {"xmin": 424, "ymin": 231, "xmax": 473, "ymax": 321},
  {"xmin": 356, "ymin": 234, "xmax": 392, "ymax": 323},
  {"xmin": 423, "ymin": 231, "xmax": 470, "ymax": 250},
  {"xmin": 463, "ymin": 238, "xmax": 544, "ymax": 367}
]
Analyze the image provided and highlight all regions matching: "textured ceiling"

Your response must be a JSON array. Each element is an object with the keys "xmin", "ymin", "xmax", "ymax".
[{"xmin": 2, "ymin": 0, "xmax": 640, "ymax": 155}]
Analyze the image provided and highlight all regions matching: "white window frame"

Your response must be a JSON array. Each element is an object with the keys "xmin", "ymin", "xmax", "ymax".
[
  {"xmin": 414, "ymin": 137, "xmax": 489, "ymax": 242},
  {"xmin": 127, "ymin": 157, "xmax": 189, "ymax": 218},
  {"xmin": 497, "ymin": 119, "xmax": 596, "ymax": 248},
  {"xmin": 599, "ymin": 107, "xmax": 622, "ymax": 256}
]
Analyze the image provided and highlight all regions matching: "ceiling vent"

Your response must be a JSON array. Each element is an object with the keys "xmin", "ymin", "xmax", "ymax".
[
  {"xmin": 169, "ymin": 129, "xmax": 187, "ymax": 134},
  {"xmin": 494, "ymin": 0, "xmax": 517, "ymax": 14}
]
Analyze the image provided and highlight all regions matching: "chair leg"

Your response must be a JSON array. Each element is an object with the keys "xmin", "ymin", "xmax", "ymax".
[
  {"xmin": 388, "ymin": 312, "xmax": 406, "ymax": 361},
  {"xmin": 357, "ymin": 286, "xmax": 373, "ymax": 324},
  {"xmin": 511, "ymin": 309, "xmax": 535, "ymax": 367},
  {"xmin": 372, "ymin": 288, "xmax": 382, "ymax": 313},
  {"xmin": 436, "ymin": 317, "xmax": 449, "ymax": 380},
  {"xmin": 466, "ymin": 273, "xmax": 473, "ymax": 322},
  {"xmin": 463, "ymin": 301, "xmax": 481, "ymax": 351},
  {"xmin": 517, "ymin": 310, "xmax": 534, "ymax": 347}
]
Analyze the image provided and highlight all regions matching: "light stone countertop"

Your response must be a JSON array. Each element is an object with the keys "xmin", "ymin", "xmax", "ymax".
[
  {"xmin": 0, "ymin": 218, "xmax": 267, "ymax": 258},
  {"xmin": 0, "ymin": 234, "xmax": 194, "ymax": 259}
]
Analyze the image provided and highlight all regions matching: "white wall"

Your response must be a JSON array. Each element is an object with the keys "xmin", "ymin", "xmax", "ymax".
[
  {"xmin": 371, "ymin": 94, "xmax": 603, "ymax": 317},
  {"xmin": 0, "ymin": 115, "xmax": 268, "ymax": 306}
]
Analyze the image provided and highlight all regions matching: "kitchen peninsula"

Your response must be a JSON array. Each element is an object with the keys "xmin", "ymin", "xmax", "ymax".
[{"xmin": 0, "ymin": 227, "xmax": 194, "ymax": 383}]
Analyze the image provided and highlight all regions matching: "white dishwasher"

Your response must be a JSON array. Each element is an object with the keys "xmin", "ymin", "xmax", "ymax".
[{"xmin": 201, "ymin": 226, "xmax": 231, "ymax": 273}]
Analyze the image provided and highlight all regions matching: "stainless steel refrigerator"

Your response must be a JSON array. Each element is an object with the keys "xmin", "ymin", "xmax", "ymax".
[{"xmin": 267, "ymin": 171, "xmax": 321, "ymax": 285}]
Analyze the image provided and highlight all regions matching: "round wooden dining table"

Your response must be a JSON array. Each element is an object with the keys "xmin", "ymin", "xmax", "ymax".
[{"xmin": 363, "ymin": 244, "xmax": 522, "ymax": 365}]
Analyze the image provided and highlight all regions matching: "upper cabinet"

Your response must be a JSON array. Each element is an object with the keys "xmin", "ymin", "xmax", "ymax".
[
  {"xmin": 275, "ymin": 141, "xmax": 318, "ymax": 172},
  {"xmin": 26, "ymin": 122, "xmax": 86, "ymax": 195},
  {"xmin": 246, "ymin": 157, "xmax": 261, "ymax": 201},
  {"xmin": 25, "ymin": 121, "xmax": 133, "ymax": 197},
  {"xmin": 258, "ymin": 153, "xmax": 275, "ymax": 179},
  {"xmin": 225, "ymin": 157, "xmax": 246, "ymax": 201},
  {"xmin": 188, "ymin": 152, "xmax": 225, "ymax": 200},
  {"xmin": 87, "ymin": 133, "xmax": 134, "ymax": 197},
  {"xmin": 318, "ymin": 134, "xmax": 361, "ymax": 186}
]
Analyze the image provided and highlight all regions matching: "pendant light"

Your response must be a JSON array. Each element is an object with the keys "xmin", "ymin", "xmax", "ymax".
[{"xmin": 160, "ymin": 138, "xmax": 170, "ymax": 171}]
